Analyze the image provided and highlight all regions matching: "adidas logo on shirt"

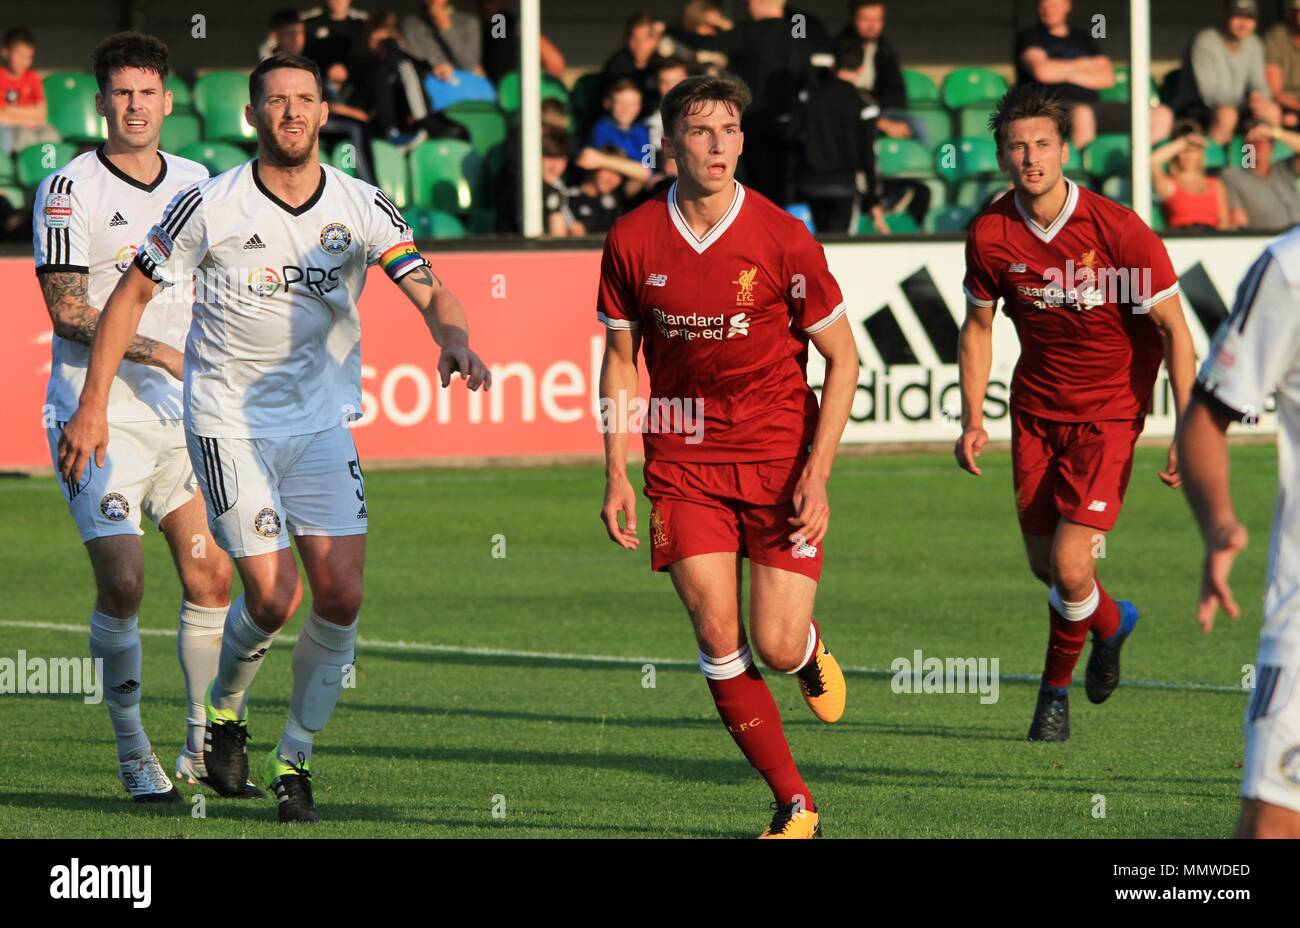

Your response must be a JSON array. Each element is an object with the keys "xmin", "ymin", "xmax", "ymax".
[
  {"xmin": 109, "ymin": 211, "xmax": 128, "ymax": 227},
  {"xmin": 243, "ymin": 234, "xmax": 266, "ymax": 250}
]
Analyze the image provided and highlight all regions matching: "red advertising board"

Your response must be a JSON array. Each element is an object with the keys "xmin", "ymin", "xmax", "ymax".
[{"xmin": 0, "ymin": 250, "xmax": 640, "ymax": 470}]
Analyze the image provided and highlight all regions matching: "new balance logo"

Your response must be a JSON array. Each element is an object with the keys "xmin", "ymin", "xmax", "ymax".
[
  {"xmin": 110, "ymin": 679, "xmax": 140, "ymax": 695},
  {"xmin": 1009, "ymin": 263, "xmax": 1027, "ymax": 273},
  {"xmin": 238, "ymin": 647, "xmax": 269, "ymax": 663},
  {"xmin": 645, "ymin": 273, "xmax": 668, "ymax": 287},
  {"xmin": 1087, "ymin": 500, "xmax": 1107, "ymax": 512},
  {"xmin": 109, "ymin": 211, "xmax": 128, "ymax": 227},
  {"xmin": 243, "ymin": 234, "xmax": 266, "ymax": 250}
]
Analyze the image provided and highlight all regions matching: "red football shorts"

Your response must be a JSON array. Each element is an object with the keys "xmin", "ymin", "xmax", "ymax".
[
  {"xmin": 1011, "ymin": 410, "xmax": 1144, "ymax": 535},
  {"xmin": 641, "ymin": 457, "xmax": 823, "ymax": 581}
]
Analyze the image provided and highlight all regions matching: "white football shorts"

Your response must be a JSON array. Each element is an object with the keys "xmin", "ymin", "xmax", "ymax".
[
  {"xmin": 1241, "ymin": 637, "xmax": 1300, "ymax": 814},
  {"xmin": 185, "ymin": 425, "xmax": 369, "ymax": 559},
  {"xmin": 47, "ymin": 418, "xmax": 197, "ymax": 542}
]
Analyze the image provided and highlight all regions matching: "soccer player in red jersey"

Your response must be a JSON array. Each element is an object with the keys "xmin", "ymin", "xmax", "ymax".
[
  {"xmin": 596, "ymin": 74, "xmax": 860, "ymax": 838},
  {"xmin": 955, "ymin": 84, "xmax": 1197, "ymax": 741}
]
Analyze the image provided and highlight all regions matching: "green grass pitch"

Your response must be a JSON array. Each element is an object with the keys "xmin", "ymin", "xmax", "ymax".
[{"xmin": 0, "ymin": 443, "xmax": 1276, "ymax": 837}]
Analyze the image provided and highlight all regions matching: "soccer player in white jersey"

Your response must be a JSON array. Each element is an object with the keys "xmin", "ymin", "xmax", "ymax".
[
  {"xmin": 1178, "ymin": 232, "xmax": 1300, "ymax": 838},
  {"xmin": 59, "ymin": 54, "xmax": 491, "ymax": 823},
  {"xmin": 31, "ymin": 32, "xmax": 255, "ymax": 803}
]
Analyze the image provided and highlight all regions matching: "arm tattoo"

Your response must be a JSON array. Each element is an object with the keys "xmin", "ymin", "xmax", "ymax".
[
  {"xmin": 41, "ymin": 271, "xmax": 165, "ymax": 364},
  {"xmin": 407, "ymin": 264, "xmax": 440, "ymax": 288}
]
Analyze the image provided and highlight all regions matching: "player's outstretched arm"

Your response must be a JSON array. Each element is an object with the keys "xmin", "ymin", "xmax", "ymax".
[
  {"xmin": 1147, "ymin": 293, "xmax": 1197, "ymax": 488},
  {"xmin": 395, "ymin": 263, "xmax": 491, "ymax": 391},
  {"xmin": 599, "ymin": 327, "xmax": 641, "ymax": 550},
  {"xmin": 39, "ymin": 271, "xmax": 183, "ymax": 378},
  {"xmin": 955, "ymin": 302, "xmax": 994, "ymax": 475},
  {"xmin": 789, "ymin": 314, "xmax": 859, "ymax": 550},
  {"xmin": 1176, "ymin": 396, "xmax": 1248, "ymax": 633},
  {"xmin": 57, "ymin": 263, "xmax": 159, "ymax": 484}
]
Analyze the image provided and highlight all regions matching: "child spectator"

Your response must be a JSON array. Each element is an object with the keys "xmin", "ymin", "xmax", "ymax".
[
  {"xmin": 591, "ymin": 79, "xmax": 651, "ymax": 163},
  {"xmin": 0, "ymin": 28, "xmax": 58, "ymax": 155}
]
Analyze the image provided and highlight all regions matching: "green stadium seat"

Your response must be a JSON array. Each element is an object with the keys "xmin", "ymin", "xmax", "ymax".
[
  {"xmin": 1083, "ymin": 133, "xmax": 1131, "ymax": 177},
  {"xmin": 0, "ymin": 151, "xmax": 13, "ymax": 182},
  {"xmin": 924, "ymin": 204, "xmax": 977, "ymax": 233},
  {"xmin": 941, "ymin": 67, "xmax": 1008, "ymax": 110},
  {"xmin": 467, "ymin": 207, "xmax": 497, "ymax": 235},
  {"xmin": 1150, "ymin": 205, "xmax": 1166, "ymax": 231},
  {"xmin": 17, "ymin": 142, "xmax": 77, "ymax": 188},
  {"xmin": 1202, "ymin": 140, "xmax": 1227, "ymax": 170},
  {"xmin": 859, "ymin": 211, "xmax": 920, "ymax": 235},
  {"xmin": 407, "ymin": 206, "xmax": 466, "ymax": 239},
  {"xmin": 409, "ymin": 139, "xmax": 482, "ymax": 212},
  {"xmin": 954, "ymin": 177, "xmax": 1011, "ymax": 209},
  {"xmin": 496, "ymin": 70, "xmax": 569, "ymax": 114},
  {"xmin": 918, "ymin": 176, "xmax": 947, "ymax": 211},
  {"xmin": 1098, "ymin": 64, "xmax": 1159, "ymax": 105},
  {"xmin": 43, "ymin": 72, "xmax": 106, "ymax": 144},
  {"xmin": 956, "ymin": 105, "xmax": 995, "ymax": 139},
  {"xmin": 933, "ymin": 137, "xmax": 999, "ymax": 183},
  {"xmin": 905, "ymin": 108, "xmax": 951, "ymax": 146},
  {"xmin": 1063, "ymin": 143, "xmax": 1084, "ymax": 174},
  {"xmin": 1101, "ymin": 175, "xmax": 1131, "ymax": 202},
  {"xmin": 901, "ymin": 68, "xmax": 941, "ymax": 108},
  {"xmin": 330, "ymin": 140, "xmax": 361, "ymax": 177},
  {"xmin": 370, "ymin": 139, "xmax": 410, "ymax": 209},
  {"xmin": 444, "ymin": 101, "xmax": 508, "ymax": 158},
  {"xmin": 193, "ymin": 71, "xmax": 256, "ymax": 143},
  {"xmin": 875, "ymin": 137, "xmax": 932, "ymax": 178},
  {"xmin": 0, "ymin": 184, "xmax": 27, "ymax": 209},
  {"xmin": 167, "ymin": 75, "xmax": 194, "ymax": 113},
  {"xmin": 176, "ymin": 141, "xmax": 248, "ymax": 175},
  {"xmin": 160, "ymin": 114, "xmax": 202, "ymax": 154}
]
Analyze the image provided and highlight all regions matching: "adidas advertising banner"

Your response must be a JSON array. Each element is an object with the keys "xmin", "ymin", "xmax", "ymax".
[
  {"xmin": 0, "ymin": 238, "xmax": 1280, "ymax": 469},
  {"xmin": 816, "ymin": 237, "xmax": 1278, "ymax": 443}
]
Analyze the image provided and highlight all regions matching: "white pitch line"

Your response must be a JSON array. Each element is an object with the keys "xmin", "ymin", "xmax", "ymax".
[{"xmin": 0, "ymin": 619, "xmax": 1247, "ymax": 694}]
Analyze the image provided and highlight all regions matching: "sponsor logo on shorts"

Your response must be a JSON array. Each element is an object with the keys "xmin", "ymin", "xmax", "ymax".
[
  {"xmin": 100, "ymin": 493, "xmax": 130, "ymax": 521},
  {"xmin": 253, "ymin": 507, "xmax": 282, "ymax": 538},
  {"xmin": 650, "ymin": 506, "xmax": 668, "ymax": 549},
  {"xmin": 44, "ymin": 193, "xmax": 72, "ymax": 229},
  {"xmin": 792, "ymin": 538, "xmax": 818, "ymax": 560},
  {"xmin": 1087, "ymin": 500, "xmax": 1107, "ymax": 512},
  {"xmin": 1281, "ymin": 745, "xmax": 1300, "ymax": 789},
  {"xmin": 319, "ymin": 221, "xmax": 352, "ymax": 255},
  {"xmin": 357, "ymin": 502, "xmax": 368, "ymax": 519}
]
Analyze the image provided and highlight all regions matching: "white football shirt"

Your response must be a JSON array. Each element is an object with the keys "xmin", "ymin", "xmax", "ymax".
[
  {"xmin": 33, "ymin": 146, "xmax": 209, "ymax": 422},
  {"xmin": 135, "ymin": 160, "xmax": 428, "ymax": 439},
  {"xmin": 1197, "ymin": 227, "xmax": 1300, "ymax": 659}
]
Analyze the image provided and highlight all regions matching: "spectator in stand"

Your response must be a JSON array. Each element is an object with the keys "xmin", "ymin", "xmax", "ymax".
[
  {"xmin": 1151, "ymin": 120, "xmax": 1231, "ymax": 230},
  {"xmin": 686, "ymin": 0, "xmax": 835, "ymax": 203},
  {"xmin": 403, "ymin": 0, "xmax": 485, "ymax": 81},
  {"xmin": 602, "ymin": 13, "xmax": 668, "ymax": 119},
  {"xmin": 659, "ymin": 0, "xmax": 733, "ymax": 71},
  {"xmin": 318, "ymin": 55, "xmax": 376, "ymax": 183},
  {"xmin": 259, "ymin": 9, "xmax": 308, "ymax": 61},
  {"xmin": 543, "ymin": 131, "xmax": 583, "ymax": 236},
  {"xmin": 0, "ymin": 27, "xmax": 58, "ymax": 155},
  {"xmin": 1174, "ymin": 0, "xmax": 1281, "ymax": 146},
  {"xmin": 569, "ymin": 143, "xmax": 630, "ymax": 234},
  {"xmin": 302, "ymin": 0, "xmax": 371, "ymax": 77},
  {"xmin": 591, "ymin": 78, "xmax": 651, "ymax": 163},
  {"xmin": 477, "ymin": 0, "xmax": 566, "ymax": 85},
  {"xmin": 839, "ymin": 1, "xmax": 915, "ymax": 142},
  {"xmin": 1015, "ymin": 0, "xmax": 1172, "ymax": 151},
  {"xmin": 351, "ymin": 10, "xmax": 469, "ymax": 146},
  {"xmin": 791, "ymin": 37, "xmax": 887, "ymax": 234},
  {"xmin": 1263, "ymin": 0, "xmax": 1300, "ymax": 129},
  {"xmin": 646, "ymin": 58, "xmax": 689, "ymax": 157},
  {"xmin": 1219, "ymin": 118, "xmax": 1300, "ymax": 230}
]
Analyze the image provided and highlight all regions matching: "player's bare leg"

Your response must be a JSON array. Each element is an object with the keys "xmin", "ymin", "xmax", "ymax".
[
  {"xmin": 670, "ymin": 553, "xmax": 821, "ymax": 838},
  {"xmin": 201, "ymin": 547, "xmax": 302, "ymax": 796},
  {"xmin": 750, "ymin": 563, "xmax": 846, "ymax": 723},
  {"xmin": 82, "ymin": 535, "xmax": 179, "ymax": 801},
  {"xmin": 254, "ymin": 533, "xmax": 364, "ymax": 823},
  {"xmin": 1235, "ymin": 798, "xmax": 1300, "ymax": 838}
]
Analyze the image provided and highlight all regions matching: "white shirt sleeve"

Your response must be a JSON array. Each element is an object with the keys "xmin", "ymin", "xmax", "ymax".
[
  {"xmin": 1197, "ymin": 250, "xmax": 1300, "ymax": 421},
  {"xmin": 32, "ymin": 172, "xmax": 90, "ymax": 274},
  {"xmin": 367, "ymin": 187, "xmax": 431, "ymax": 282},
  {"xmin": 134, "ymin": 182, "xmax": 208, "ymax": 286}
]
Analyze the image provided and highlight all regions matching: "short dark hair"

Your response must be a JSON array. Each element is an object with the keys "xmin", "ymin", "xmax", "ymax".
[
  {"xmin": 270, "ymin": 9, "xmax": 302, "ymax": 29},
  {"xmin": 91, "ymin": 32, "xmax": 169, "ymax": 93},
  {"xmin": 660, "ymin": 72, "xmax": 752, "ymax": 138},
  {"xmin": 849, "ymin": 0, "xmax": 885, "ymax": 11},
  {"xmin": 249, "ymin": 54, "xmax": 323, "ymax": 104},
  {"xmin": 834, "ymin": 36, "xmax": 865, "ymax": 73},
  {"xmin": 542, "ymin": 131, "xmax": 572, "ymax": 159},
  {"xmin": 2, "ymin": 27, "xmax": 36, "ymax": 50},
  {"xmin": 605, "ymin": 78, "xmax": 642, "ymax": 101},
  {"xmin": 624, "ymin": 12, "xmax": 656, "ymax": 40},
  {"xmin": 987, "ymin": 82, "xmax": 1070, "ymax": 149}
]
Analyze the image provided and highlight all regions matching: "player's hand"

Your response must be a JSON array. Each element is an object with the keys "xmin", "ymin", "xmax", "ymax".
[
  {"xmin": 57, "ymin": 405, "xmax": 108, "ymax": 485},
  {"xmin": 789, "ymin": 472, "xmax": 830, "ymax": 549},
  {"xmin": 1198, "ymin": 521, "xmax": 1248, "ymax": 633},
  {"xmin": 438, "ymin": 342, "xmax": 491, "ymax": 391},
  {"xmin": 600, "ymin": 474, "xmax": 639, "ymax": 549},
  {"xmin": 955, "ymin": 426, "xmax": 989, "ymax": 476},
  {"xmin": 1158, "ymin": 440, "xmax": 1181, "ymax": 488}
]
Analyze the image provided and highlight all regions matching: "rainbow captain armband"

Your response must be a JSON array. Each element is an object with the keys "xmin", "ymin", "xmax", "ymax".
[{"xmin": 379, "ymin": 240, "xmax": 429, "ymax": 281}]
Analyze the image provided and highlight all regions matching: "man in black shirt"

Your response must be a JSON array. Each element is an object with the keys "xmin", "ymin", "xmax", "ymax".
[
  {"xmin": 839, "ymin": 1, "xmax": 913, "ymax": 140},
  {"xmin": 302, "ymin": 0, "xmax": 370, "ymax": 81}
]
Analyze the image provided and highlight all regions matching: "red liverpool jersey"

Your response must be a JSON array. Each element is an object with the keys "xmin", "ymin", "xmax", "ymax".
[
  {"xmin": 962, "ymin": 179, "xmax": 1180, "ymax": 422},
  {"xmin": 597, "ymin": 180, "xmax": 846, "ymax": 462}
]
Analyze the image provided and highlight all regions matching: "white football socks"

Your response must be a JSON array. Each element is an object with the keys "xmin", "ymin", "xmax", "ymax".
[
  {"xmin": 177, "ymin": 600, "xmax": 227, "ymax": 753},
  {"xmin": 89, "ymin": 609, "xmax": 150, "ymax": 761},
  {"xmin": 277, "ymin": 610, "xmax": 357, "ymax": 766},
  {"xmin": 212, "ymin": 596, "xmax": 278, "ymax": 716}
]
